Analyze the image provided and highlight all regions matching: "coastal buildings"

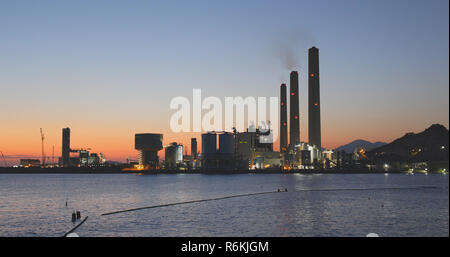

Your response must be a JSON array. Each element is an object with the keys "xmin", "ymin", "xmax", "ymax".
[
  {"xmin": 58, "ymin": 127, "xmax": 105, "ymax": 168},
  {"xmin": 191, "ymin": 138, "xmax": 197, "ymax": 159},
  {"xmin": 16, "ymin": 46, "xmax": 334, "ymax": 171},
  {"xmin": 150, "ymin": 46, "xmax": 327, "ymax": 171},
  {"xmin": 19, "ymin": 159, "xmax": 40, "ymax": 168},
  {"xmin": 165, "ymin": 142, "xmax": 183, "ymax": 169}
]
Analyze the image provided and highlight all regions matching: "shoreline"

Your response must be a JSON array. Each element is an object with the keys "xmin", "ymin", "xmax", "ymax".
[{"xmin": 0, "ymin": 167, "xmax": 439, "ymax": 174}]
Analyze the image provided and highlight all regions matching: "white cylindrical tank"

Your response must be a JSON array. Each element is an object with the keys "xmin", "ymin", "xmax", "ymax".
[{"xmin": 176, "ymin": 145, "xmax": 183, "ymax": 163}]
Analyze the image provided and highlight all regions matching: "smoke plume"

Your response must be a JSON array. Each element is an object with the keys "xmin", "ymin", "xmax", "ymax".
[{"xmin": 271, "ymin": 29, "xmax": 317, "ymax": 72}]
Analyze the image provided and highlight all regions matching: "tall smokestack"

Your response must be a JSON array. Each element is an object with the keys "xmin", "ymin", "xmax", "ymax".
[
  {"xmin": 290, "ymin": 71, "xmax": 300, "ymax": 146},
  {"xmin": 61, "ymin": 127, "xmax": 70, "ymax": 167},
  {"xmin": 280, "ymin": 83, "xmax": 288, "ymax": 152},
  {"xmin": 191, "ymin": 138, "xmax": 197, "ymax": 158},
  {"xmin": 308, "ymin": 46, "xmax": 321, "ymax": 150}
]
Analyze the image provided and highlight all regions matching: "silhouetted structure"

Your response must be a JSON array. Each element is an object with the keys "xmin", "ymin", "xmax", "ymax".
[
  {"xmin": 290, "ymin": 71, "xmax": 300, "ymax": 146},
  {"xmin": 191, "ymin": 138, "xmax": 197, "ymax": 159},
  {"xmin": 308, "ymin": 47, "xmax": 321, "ymax": 150},
  {"xmin": 61, "ymin": 128, "xmax": 70, "ymax": 167},
  {"xmin": 165, "ymin": 142, "xmax": 178, "ymax": 169},
  {"xmin": 280, "ymin": 83, "xmax": 288, "ymax": 152},
  {"xmin": 201, "ymin": 132, "xmax": 233, "ymax": 169},
  {"xmin": 20, "ymin": 159, "xmax": 40, "ymax": 168},
  {"xmin": 135, "ymin": 133, "xmax": 163, "ymax": 168}
]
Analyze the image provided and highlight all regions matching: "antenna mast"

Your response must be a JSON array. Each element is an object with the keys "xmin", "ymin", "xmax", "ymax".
[{"xmin": 40, "ymin": 128, "xmax": 45, "ymax": 166}]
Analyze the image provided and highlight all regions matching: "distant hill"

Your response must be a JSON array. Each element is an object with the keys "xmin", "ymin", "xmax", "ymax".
[
  {"xmin": 335, "ymin": 139, "xmax": 387, "ymax": 153},
  {"xmin": 367, "ymin": 124, "xmax": 449, "ymax": 162}
]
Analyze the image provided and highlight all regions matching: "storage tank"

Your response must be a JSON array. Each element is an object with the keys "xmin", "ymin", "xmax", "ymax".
[
  {"xmin": 165, "ymin": 142, "xmax": 177, "ymax": 168},
  {"xmin": 219, "ymin": 133, "xmax": 234, "ymax": 154},
  {"xmin": 176, "ymin": 145, "xmax": 183, "ymax": 163},
  {"xmin": 135, "ymin": 133, "xmax": 163, "ymax": 151},
  {"xmin": 135, "ymin": 133, "xmax": 163, "ymax": 168},
  {"xmin": 201, "ymin": 133, "xmax": 217, "ymax": 155}
]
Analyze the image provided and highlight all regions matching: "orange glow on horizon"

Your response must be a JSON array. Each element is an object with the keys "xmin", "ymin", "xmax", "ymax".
[{"xmin": 0, "ymin": 115, "xmax": 448, "ymax": 165}]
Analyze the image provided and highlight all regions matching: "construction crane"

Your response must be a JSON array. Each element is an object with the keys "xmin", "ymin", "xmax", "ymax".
[
  {"xmin": 52, "ymin": 145, "xmax": 55, "ymax": 165},
  {"xmin": 40, "ymin": 128, "xmax": 46, "ymax": 166},
  {"xmin": 0, "ymin": 151, "xmax": 7, "ymax": 167},
  {"xmin": 70, "ymin": 148, "xmax": 91, "ymax": 153}
]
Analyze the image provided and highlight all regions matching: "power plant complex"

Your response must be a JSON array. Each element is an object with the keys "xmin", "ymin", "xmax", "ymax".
[
  {"xmin": 60, "ymin": 127, "xmax": 106, "ymax": 167},
  {"xmin": 16, "ymin": 46, "xmax": 335, "ymax": 172},
  {"xmin": 7, "ymin": 46, "xmax": 446, "ymax": 174},
  {"xmin": 133, "ymin": 46, "xmax": 335, "ymax": 171}
]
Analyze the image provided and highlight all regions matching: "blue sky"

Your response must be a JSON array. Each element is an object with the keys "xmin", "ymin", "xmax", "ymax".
[{"xmin": 0, "ymin": 0, "xmax": 448, "ymax": 160}]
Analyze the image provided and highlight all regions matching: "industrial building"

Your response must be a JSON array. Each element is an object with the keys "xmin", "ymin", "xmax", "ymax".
[
  {"xmin": 126, "ymin": 46, "xmax": 330, "ymax": 172},
  {"xmin": 135, "ymin": 133, "xmax": 163, "ymax": 169},
  {"xmin": 253, "ymin": 151, "xmax": 284, "ymax": 169},
  {"xmin": 59, "ymin": 127, "xmax": 105, "ymax": 168},
  {"xmin": 198, "ymin": 126, "xmax": 277, "ymax": 170},
  {"xmin": 165, "ymin": 142, "xmax": 183, "ymax": 169},
  {"xmin": 276, "ymin": 47, "xmax": 325, "ymax": 169},
  {"xmin": 190, "ymin": 138, "xmax": 198, "ymax": 168},
  {"xmin": 19, "ymin": 159, "xmax": 40, "ymax": 168},
  {"xmin": 8, "ymin": 46, "xmax": 332, "ymax": 172},
  {"xmin": 200, "ymin": 132, "xmax": 235, "ymax": 170},
  {"xmin": 191, "ymin": 138, "xmax": 197, "ymax": 159},
  {"xmin": 61, "ymin": 127, "xmax": 70, "ymax": 167},
  {"xmin": 192, "ymin": 46, "xmax": 327, "ymax": 171}
]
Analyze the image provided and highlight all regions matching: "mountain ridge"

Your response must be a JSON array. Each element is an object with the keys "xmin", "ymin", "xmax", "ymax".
[
  {"xmin": 367, "ymin": 123, "xmax": 449, "ymax": 162},
  {"xmin": 334, "ymin": 139, "xmax": 387, "ymax": 153}
]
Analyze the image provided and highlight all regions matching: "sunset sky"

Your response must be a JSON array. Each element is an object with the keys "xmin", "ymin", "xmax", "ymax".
[{"xmin": 0, "ymin": 0, "xmax": 448, "ymax": 164}]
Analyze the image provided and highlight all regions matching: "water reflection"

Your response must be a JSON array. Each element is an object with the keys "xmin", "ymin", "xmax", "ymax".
[{"xmin": 0, "ymin": 173, "xmax": 447, "ymax": 236}]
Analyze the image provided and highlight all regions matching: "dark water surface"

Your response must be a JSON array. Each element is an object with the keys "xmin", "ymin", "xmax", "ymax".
[{"xmin": 0, "ymin": 173, "xmax": 448, "ymax": 237}]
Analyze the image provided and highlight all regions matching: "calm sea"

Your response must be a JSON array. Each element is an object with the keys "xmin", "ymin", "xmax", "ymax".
[{"xmin": 0, "ymin": 173, "xmax": 448, "ymax": 237}]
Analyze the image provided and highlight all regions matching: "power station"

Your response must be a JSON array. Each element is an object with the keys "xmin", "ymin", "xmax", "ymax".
[
  {"xmin": 134, "ymin": 133, "xmax": 163, "ymax": 169},
  {"xmin": 308, "ymin": 46, "xmax": 321, "ymax": 150},
  {"xmin": 280, "ymin": 83, "xmax": 288, "ymax": 152},
  {"xmin": 60, "ymin": 127, "xmax": 104, "ymax": 167},
  {"xmin": 135, "ymin": 46, "xmax": 326, "ymax": 171},
  {"xmin": 289, "ymin": 71, "xmax": 300, "ymax": 147},
  {"xmin": 61, "ymin": 128, "xmax": 71, "ymax": 167},
  {"xmin": 16, "ymin": 46, "xmax": 328, "ymax": 171}
]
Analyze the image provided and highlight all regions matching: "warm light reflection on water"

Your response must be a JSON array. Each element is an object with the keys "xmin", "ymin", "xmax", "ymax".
[{"xmin": 0, "ymin": 173, "xmax": 448, "ymax": 237}]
